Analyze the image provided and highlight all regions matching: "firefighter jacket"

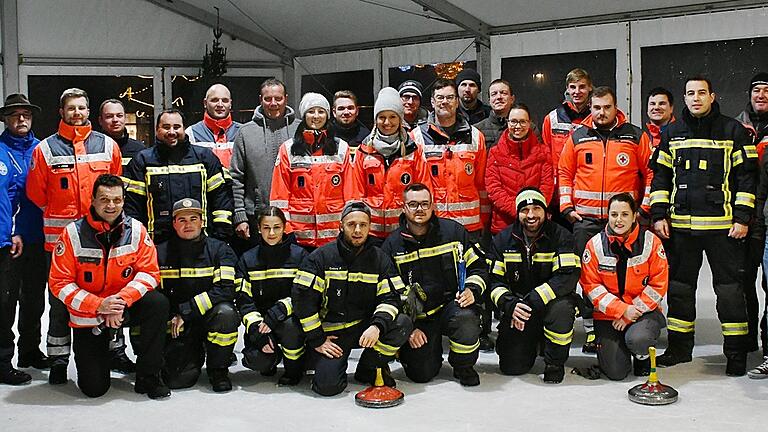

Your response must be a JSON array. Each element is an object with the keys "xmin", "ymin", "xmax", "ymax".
[
  {"xmin": 488, "ymin": 220, "xmax": 580, "ymax": 318},
  {"xmin": 542, "ymin": 100, "xmax": 590, "ymax": 165},
  {"xmin": 580, "ymin": 224, "xmax": 668, "ymax": 324},
  {"xmin": 48, "ymin": 211, "xmax": 159, "ymax": 328},
  {"xmin": 410, "ymin": 114, "xmax": 489, "ymax": 232},
  {"xmin": 380, "ymin": 214, "xmax": 487, "ymax": 318},
  {"xmin": 26, "ymin": 121, "xmax": 122, "ymax": 251},
  {"xmin": 650, "ymin": 102, "xmax": 757, "ymax": 231},
  {"xmin": 123, "ymin": 138, "xmax": 234, "ymax": 244},
  {"xmin": 292, "ymin": 233, "xmax": 405, "ymax": 349},
  {"xmin": 269, "ymin": 137, "xmax": 354, "ymax": 248},
  {"xmin": 235, "ymin": 233, "xmax": 308, "ymax": 334},
  {"xmin": 156, "ymin": 233, "xmax": 237, "ymax": 321},
  {"xmin": 113, "ymin": 132, "xmax": 145, "ymax": 168},
  {"xmin": 186, "ymin": 113, "xmax": 241, "ymax": 169},
  {"xmin": 486, "ymin": 130, "xmax": 554, "ymax": 234},
  {"xmin": 558, "ymin": 111, "xmax": 654, "ymax": 219},
  {"xmin": 350, "ymin": 133, "xmax": 430, "ymax": 238},
  {"xmin": 743, "ymin": 106, "xmax": 768, "ymax": 230}
]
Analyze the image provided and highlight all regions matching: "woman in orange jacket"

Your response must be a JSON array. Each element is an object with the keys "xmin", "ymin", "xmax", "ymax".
[
  {"xmin": 580, "ymin": 193, "xmax": 668, "ymax": 380},
  {"xmin": 270, "ymin": 93, "xmax": 354, "ymax": 249}
]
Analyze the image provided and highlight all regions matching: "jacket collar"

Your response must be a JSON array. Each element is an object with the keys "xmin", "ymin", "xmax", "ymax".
[
  {"xmin": 582, "ymin": 109, "xmax": 627, "ymax": 130},
  {"xmin": 203, "ymin": 112, "xmax": 233, "ymax": 135},
  {"xmin": 58, "ymin": 120, "xmax": 92, "ymax": 144},
  {"xmin": 605, "ymin": 222, "xmax": 639, "ymax": 253},
  {"xmin": 0, "ymin": 129, "xmax": 36, "ymax": 151}
]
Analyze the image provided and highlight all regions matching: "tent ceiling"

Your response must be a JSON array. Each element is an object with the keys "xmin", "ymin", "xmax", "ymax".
[{"xmin": 163, "ymin": 0, "xmax": 766, "ymax": 58}]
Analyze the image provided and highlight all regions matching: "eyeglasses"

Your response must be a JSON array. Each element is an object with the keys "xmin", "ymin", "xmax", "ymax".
[
  {"xmin": 401, "ymin": 95, "xmax": 419, "ymax": 101},
  {"xmin": 6, "ymin": 111, "xmax": 32, "ymax": 119},
  {"xmin": 405, "ymin": 201, "xmax": 431, "ymax": 211},
  {"xmin": 433, "ymin": 95, "xmax": 457, "ymax": 102},
  {"xmin": 507, "ymin": 119, "xmax": 529, "ymax": 126}
]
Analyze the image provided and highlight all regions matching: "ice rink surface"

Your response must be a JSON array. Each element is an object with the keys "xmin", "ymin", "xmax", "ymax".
[{"xmin": 1, "ymin": 259, "xmax": 766, "ymax": 432}]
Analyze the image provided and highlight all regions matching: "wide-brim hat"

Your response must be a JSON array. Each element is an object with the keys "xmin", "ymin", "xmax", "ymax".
[{"xmin": 0, "ymin": 94, "xmax": 41, "ymax": 117}]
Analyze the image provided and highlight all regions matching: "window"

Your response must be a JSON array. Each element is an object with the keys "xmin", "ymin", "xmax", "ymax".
[{"xmin": 171, "ymin": 75, "xmax": 272, "ymax": 126}]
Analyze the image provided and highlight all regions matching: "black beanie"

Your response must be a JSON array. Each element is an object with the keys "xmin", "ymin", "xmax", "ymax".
[
  {"xmin": 749, "ymin": 72, "xmax": 768, "ymax": 91},
  {"xmin": 455, "ymin": 69, "xmax": 481, "ymax": 89}
]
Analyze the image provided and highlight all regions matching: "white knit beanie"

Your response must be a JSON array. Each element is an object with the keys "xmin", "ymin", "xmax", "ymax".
[
  {"xmin": 373, "ymin": 87, "xmax": 405, "ymax": 122},
  {"xmin": 298, "ymin": 92, "xmax": 330, "ymax": 119}
]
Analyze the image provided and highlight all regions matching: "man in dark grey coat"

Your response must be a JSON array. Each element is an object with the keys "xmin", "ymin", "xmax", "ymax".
[{"xmin": 230, "ymin": 78, "xmax": 299, "ymax": 243}]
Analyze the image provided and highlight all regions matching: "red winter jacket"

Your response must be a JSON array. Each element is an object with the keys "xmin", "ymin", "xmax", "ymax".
[{"xmin": 486, "ymin": 131, "xmax": 553, "ymax": 234}]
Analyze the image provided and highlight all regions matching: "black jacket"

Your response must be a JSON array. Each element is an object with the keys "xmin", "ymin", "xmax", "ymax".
[
  {"xmin": 123, "ymin": 138, "xmax": 234, "ymax": 243},
  {"xmin": 156, "ymin": 234, "xmax": 238, "ymax": 320},
  {"xmin": 234, "ymin": 234, "xmax": 309, "ymax": 333},
  {"xmin": 650, "ymin": 102, "xmax": 757, "ymax": 231},
  {"xmin": 738, "ymin": 105, "xmax": 768, "ymax": 231},
  {"xmin": 113, "ymin": 132, "xmax": 145, "ymax": 167},
  {"xmin": 292, "ymin": 233, "xmax": 404, "ymax": 348},
  {"xmin": 488, "ymin": 220, "xmax": 580, "ymax": 318},
  {"xmin": 380, "ymin": 215, "xmax": 487, "ymax": 317}
]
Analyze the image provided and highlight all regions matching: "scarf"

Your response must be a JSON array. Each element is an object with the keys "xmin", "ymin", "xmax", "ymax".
[{"xmin": 203, "ymin": 112, "xmax": 233, "ymax": 143}]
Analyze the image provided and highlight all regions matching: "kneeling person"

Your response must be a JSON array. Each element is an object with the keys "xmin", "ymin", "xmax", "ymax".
[
  {"xmin": 489, "ymin": 187, "xmax": 580, "ymax": 383},
  {"xmin": 381, "ymin": 183, "xmax": 485, "ymax": 386},
  {"xmin": 581, "ymin": 193, "xmax": 668, "ymax": 380},
  {"xmin": 48, "ymin": 175, "xmax": 169, "ymax": 398},
  {"xmin": 156, "ymin": 198, "xmax": 239, "ymax": 392},
  {"xmin": 235, "ymin": 206, "xmax": 309, "ymax": 385},
  {"xmin": 293, "ymin": 201, "xmax": 412, "ymax": 396}
]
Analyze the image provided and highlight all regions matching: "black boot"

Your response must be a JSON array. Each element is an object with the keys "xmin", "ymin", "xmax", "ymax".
[
  {"xmin": 277, "ymin": 370, "xmax": 303, "ymax": 386},
  {"xmin": 478, "ymin": 335, "xmax": 495, "ymax": 352},
  {"xmin": 582, "ymin": 332, "xmax": 598, "ymax": 354},
  {"xmin": 135, "ymin": 373, "xmax": 171, "ymax": 399},
  {"xmin": 657, "ymin": 333, "xmax": 693, "ymax": 367},
  {"xmin": 453, "ymin": 366, "xmax": 480, "ymax": 386},
  {"xmin": 208, "ymin": 368, "xmax": 232, "ymax": 393},
  {"xmin": 656, "ymin": 349, "xmax": 692, "ymax": 367},
  {"xmin": 110, "ymin": 350, "xmax": 136, "ymax": 374},
  {"xmin": 17, "ymin": 350, "xmax": 51, "ymax": 370},
  {"xmin": 543, "ymin": 364, "xmax": 565, "ymax": 384},
  {"xmin": 354, "ymin": 364, "xmax": 395, "ymax": 387},
  {"xmin": 1, "ymin": 366, "xmax": 32, "ymax": 385},
  {"xmin": 633, "ymin": 357, "xmax": 651, "ymax": 376},
  {"xmin": 48, "ymin": 364, "xmax": 67, "ymax": 385},
  {"xmin": 725, "ymin": 352, "xmax": 747, "ymax": 377}
]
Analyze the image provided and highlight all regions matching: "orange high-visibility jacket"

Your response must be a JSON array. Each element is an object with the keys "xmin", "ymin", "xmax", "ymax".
[
  {"xmin": 350, "ymin": 137, "xmax": 430, "ymax": 238},
  {"xmin": 558, "ymin": 111, "xmax": 653, "ymax": 219},
  {"xmin": 542, "ymin": 101, "xmax": 589, "ymax": 207},
  {"xmin": 270, "ymin": 137, "xmax": 354, "ymax": 248},
  {"xmin": 411, "ymin": 120, "xmax": 488, "ymax": 232},
  {"xmin": 26, "ymin": 121, "xmax": 122, "ymax": 251},
  {"xmin": 48, "ymin": 213, "xmax": 160, "ymax": 328},
  {"xmin": 580, "ymin": 224, "xmax": 668, "ymax": 324}
]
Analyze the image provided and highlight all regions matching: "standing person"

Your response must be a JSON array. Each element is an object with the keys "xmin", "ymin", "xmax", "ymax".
[
  {"xmin": 293, "ymin": 201, "xmax": 412, "ymax": 396},
  {"xmin": 230, "ymin": 78, "xmax": 299, "ymax": 244},
  {"xmin": 235, "ymin": 206, "xmax": 308, "ymax": 385},
  {"xmin": 98, "ymin": 99, "xmax": 145, "ymax": 168},
  {"xmin": 47, "ymin": 175, "xmax": 169, "ymax": 398},
  {"xmin": 332, "ymin": 90, "xmax": 370, "ymax": 155},
  {"xmin": 581, "ymin": 194, "xmax": 668, "ymax": 380},
  {"xmin": 26, "ymin": 88, "xmax": 122, "ymax": 385},
  {"xmin": 381, "ymin": 183, "xmax": 485, "ymax": 386},
  {"xmin": 486, "ymin": 103, "xmax": 553, "ymax": 235},
  {"xmin": 351, "ymin": 87, "xmax": 429, "ymax": 239},
  {"xmin": 474, "ymin": 79, "xmax": 516, "ymax": 149},
  {"xmin": 0, "ymin": 95, "xmax": 50, "ymax": 373},
  {"xmin": 186, "ymin": 84, "xmax": 241, "ymax": 169},
  {"xmin": 651, "ymin": 76, "xmax": 756, "ymax": 376},
  {"xmin": 270, "ymin": 93, "xmax": 354, "ymax": 249},
  {"xmin": 456, "ymin": 69, "xmax": 490, "ymax": 124},
  {"xmin": 542, "ymin": 68, "xmax": 593, "ymax": 223},
  {"xmin": 645, "ymin": 87, "xmax": 676, "ymax": 148},
  {"xmin": 398, "ymin": 80, "xmax": 428, "ymax": 131},
  {"xmin": 559, "ymin": 86, "xmax": 653, "ymax": 353},
  {"xmin": 155, "ymin": 198, "xmax": 239, "ymax": 393},
  {"xmin": 738, "ymin": 73, "xmax": 768, "ymax": 362},
  {"xmin": 488, "ymin": 187, "xmax": 580, "ymax": 383},
  {"xmin": 123, "ymin": 109, "xmax": 234, "ymax": 244}
]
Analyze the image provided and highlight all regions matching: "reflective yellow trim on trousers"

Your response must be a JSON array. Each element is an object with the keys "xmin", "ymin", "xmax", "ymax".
[
  {"xmin": 207, "ymin": 331, "xmax": 238, "ymax": 346},
  {"xmin": 374, "ymin": 303, "xmax": 399, "ymax": 320},
  {"xmin": 281, "ymin": 345, "xmax": 305, "ymax": 360},
  {"xmin": 491, "ymin": 286, "xmax": 510, "ymax": 307},
  {"xmin": 322, "ymin": 319, "xmax": 362, "ymax": 332},
  {"xmin": 667, "ymin": 317, "xmax": 695, "ymax": 333},
  {"xmin": 721, "ymin": 322, "xmax": 748, "ymax": 336},
  {"xmin": 374, "ymin": 341, "xmax": 399, "ymax": 357},
  {"xmin": 194, "ymin": 292, "xmax": 213, "ymax": 315},
  {"xmin": 449, "ymin": 339, "xmax": 480, "ymax": 354},
  {"xmin": 300, "ymin": 313, "xmax": 322, "ymax": 332},
  {"xmin": 544, "ymin": 327, "xmax": 573, "ymax": 346}
]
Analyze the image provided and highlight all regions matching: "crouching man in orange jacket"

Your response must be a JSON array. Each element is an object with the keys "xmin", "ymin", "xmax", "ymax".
[{"xmin": 48, "ymin": 174, "xmax": 170, "ymax": 399}]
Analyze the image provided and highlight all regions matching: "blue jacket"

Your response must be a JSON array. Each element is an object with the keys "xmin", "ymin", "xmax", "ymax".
[{"xmin": 0, "ymin": 130, "xmax": 42, "ymax": 244}]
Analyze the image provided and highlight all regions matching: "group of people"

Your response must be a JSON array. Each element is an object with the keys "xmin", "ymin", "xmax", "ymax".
[{"xmin": 0, "ymin": 66, "xmax": 766, "ymax": 400}]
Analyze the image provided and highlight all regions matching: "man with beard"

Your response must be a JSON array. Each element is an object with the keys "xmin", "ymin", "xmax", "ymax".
[
  {"xmin": 381, "ymin": 183, "xmax": 485, "ymax": 386},
  {"xmin": 186, "ymin": 84, "xmax": 241, "ymax": 169},
  {"xmin": 293, "ymin": 201, "xmax": 412, "ymax": 396},
  {"xmin": 27, "ymin": 88, "xmax": 122, "ymax": 385},
  {"xmin": 123, "ymin": 109, "xmax": 234, "ymax": 244},
  {"xmin": 332, "ymin": 90, "xmax": 370, "ymax": 158},
  {"xmin": 456, "ymin": 69, "xmax": 490, "ymax": 124},
  {"xmin": 488, "ymin": 187, "xmax": 580, "ymax": 383},
  {"xmin": 473, "ymin": 79, "xmax": 516, "ymax": 150}
]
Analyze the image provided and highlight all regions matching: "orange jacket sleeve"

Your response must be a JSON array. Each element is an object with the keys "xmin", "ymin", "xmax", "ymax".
[
  {"xmin": 580, "ymin": 239, "xmax": 629, "ymax": 321},
  {"xmin": 26, "ymin": 145, "xmax": 50, "ymax": 210},
  {"xmin": 49, "ymin": 229, "xmax": 104, "ymax": 314},
  {"xmin": 631, "ymin": 234, "xmax": 668, "ymax": 314},
  {"xmin": 557, "ymin": 135, "xmax": 577, "ymax": 214},
  {"xmin": 117, "ymin": 227, "xmax": 160, "ymax": 307}
]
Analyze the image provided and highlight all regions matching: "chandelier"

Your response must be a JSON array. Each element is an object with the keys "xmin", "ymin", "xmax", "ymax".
[{"xmin": 201, "ymin": 7, "xmax": 228, "ymax": 80}]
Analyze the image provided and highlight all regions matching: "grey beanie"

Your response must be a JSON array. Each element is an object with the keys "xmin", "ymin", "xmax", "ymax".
[
  {"xmin": 341, "ymin": 201, "xmax": 371, "ymax": 220},
  {"xmin": 373, "ymin": 87, "xmax": 405, "ymax": 121},
  {"xmin": 298, "ymin": 92, "xmax": 330, "ymax": 119}
]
